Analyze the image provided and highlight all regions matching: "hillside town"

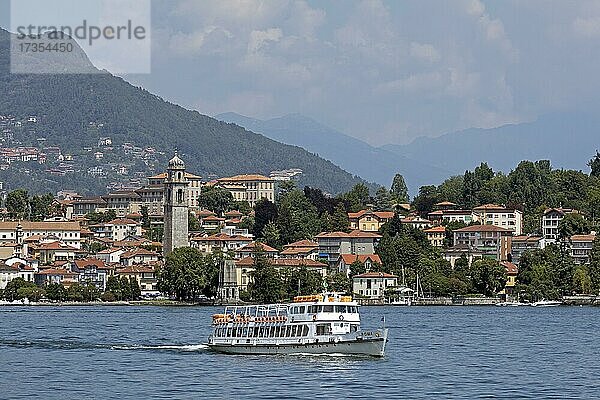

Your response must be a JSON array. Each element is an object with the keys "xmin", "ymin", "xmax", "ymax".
[{"xmin": 1, "ymin": 150, "xmax": 598, "ymax": 306}]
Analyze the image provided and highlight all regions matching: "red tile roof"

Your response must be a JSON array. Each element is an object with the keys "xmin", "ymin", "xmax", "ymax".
[
  {"xmin": 235, "ymin": 256, "xmax": 326, "ymax": 268},
  {"xmin": 283, "ymin": 239, "xmax": 318, "ymax": 249},
  {"xmin": 239, "ymin": 242, "xmax": 279, "ymax": 253},
  {"xmin": 340, "ymin": 254, "xmax": 382, "ymax": 265},
  {"xmin": 424, "ymin": 226, "xmax": 446, "ymax": 233},
  {"xmin": 500, "ymin": 261, "xmax": 518, "ymax": 275},
  {"xmin": 347, "ymin": 210, "xmax": 395, "ymax": 219}
]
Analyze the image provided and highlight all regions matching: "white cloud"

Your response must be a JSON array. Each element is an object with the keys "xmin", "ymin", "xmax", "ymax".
[
  {"xmin": 573, "ymin": 17, "xmax": 600, "ymax": 37},
  {"xmin": 410, "ymin": 42, "xmax": 441, "ymax": 63}
]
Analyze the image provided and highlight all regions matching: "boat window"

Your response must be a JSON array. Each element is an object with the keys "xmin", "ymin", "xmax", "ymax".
[
  {"xmin": 227, "ymin": 328, "xmax": 232, "ymax": 337},
  {"xmin": 297, "ymin": 305, "xmax": 305, "ymax": 313},
  {"xmin": 308, "ymin": 305, "xmax": 317, "ymax": 313},
  {"xmin": 316, "ymin": 324, "xmax": 331, "ymax": 335},
  {"xmin": 302, "ymin": 325, "xmax": 309, "ymax": 336},
  {"xmin": 242, "ymin": 327, "xmax": 248, "ymax": 337},
  {"xmin": 335, "ymin": 305, "xmax": 347, "ymax": 313},
  {"xmin": 350, "ymin": 324, "xmax": 358, "ymax": 333},
  {"xmin": 323, "ymin": 305, "xmax": 334, "ymax": 313}
]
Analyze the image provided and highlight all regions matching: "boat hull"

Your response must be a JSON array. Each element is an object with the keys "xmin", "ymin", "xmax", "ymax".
[
  {"xmin": 208, "ymin": 338, "xmax": 386, "ymax": 357},
  {"xmin": 208, "ymin": 329, "xmax": 388, "ymax": 357}
]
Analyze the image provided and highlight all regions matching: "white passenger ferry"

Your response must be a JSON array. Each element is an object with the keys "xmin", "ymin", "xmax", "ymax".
[{"xmin": 207, "ymin": 293, "xmax": 388, "ymax": 357}]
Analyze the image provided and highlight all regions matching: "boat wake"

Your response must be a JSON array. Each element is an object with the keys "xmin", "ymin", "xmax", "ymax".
[
  {"xmin": 111, "ymin": 344, "xmax": 209, "ymax": 352},
  {"xmin": 0, "ymin": 339, "xmax": 208, "ymax": 353}
]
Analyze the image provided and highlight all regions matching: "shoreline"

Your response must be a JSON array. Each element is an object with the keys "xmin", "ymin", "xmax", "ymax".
[{"xmin": 2, "ymin": 296, "xmax": 600, "ymax": 307}]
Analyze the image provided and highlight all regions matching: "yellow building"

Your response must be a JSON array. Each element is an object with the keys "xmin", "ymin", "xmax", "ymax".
[
  {"xmin": 423, "ymin": 225, "xmax": 446, "ymax": 247},
  {"xmin": 499, "ymin": 261, "xmax": 518, "ymax": 300},
  {"xmin": 348, "ymin": 210, "xmax": 395, "ymax": 232},
  {"xmin": 217, "ymin": 174, "xmax": 275, "ymax": 206}
]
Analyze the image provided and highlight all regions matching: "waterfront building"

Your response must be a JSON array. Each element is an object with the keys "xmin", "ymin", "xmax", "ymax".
[
  {"xmin": 499, "ymin": 261, "xmax": 518, "ymax": 300},
  {"xmin": 510, "ymin": 235, "xmax": 543, "ymax": 264},
  {"xmin": 453, "ymin": 224, "xmax": 513, "ymax": 261},
  {"xmin": 569, "ymin": 234, "xmax": 596, "ymax": 265},
  {"xmin": 315, "ymin": 230, "xmax": 381, "ymax": 266},
  {"xmin": 163, "ymin": 153, "xmax": 189, "ymax": 256},
  {"xmin": 0, "ymin": 261, "xmax": 35, "ymax": 289},
  {"xmin": 337, "ymin": 254, "xmax": 382, "ymax": 276},
  {"xmin": 235, "ymin": 257, "xmax": 328, "ymax": 291},
  {"xmin": 116, "ymin": 265, "xmax": 158, "ymax": 296},
  {"xmin": 352, "ymin": 272, "xmax": 398, "ymax": 300}
]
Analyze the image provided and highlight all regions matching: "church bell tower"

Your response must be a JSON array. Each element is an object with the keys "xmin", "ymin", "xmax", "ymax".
[{"xmin": 163, "ymin": 152, "xmax": 189, "ymax": 256}]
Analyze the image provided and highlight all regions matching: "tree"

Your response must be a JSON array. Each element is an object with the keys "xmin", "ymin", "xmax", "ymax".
[
  {"xmin": 469, "ymin": 259, "xmax": 507, "ymax": 296},
  {"xmin": 572, "ymin": 266, "xmax": 592, "ymax": 294},
  {"xmin": 342, "ymin": 183, "xmax": 371, "ymax": 212},
  {"xmin": 517, "ymin": 245, "xmax": 574, "ymax": 300},
  {"xmin": 390, "ymin": 173, "xmax": 409, "ymax": 203},
  {"xmin": 197, "ymin": 186, "xmax": 235, "ymax": 214},
  {"xmin": 412, "ymin": 185, "xmax": 439, "ymax": 216},
  {"xmin": 374, "ymin": 186, "xmax": 392, "ymax": 211},
  {"xmin": 588, "ymin": 151, "xmax": 600, "ymax": 177},
  {"xmin": 158, "ymin": 247, "xmax": 217, "ymax": 301},
  {"xmin": 276, "ymin": 190, "xmax": 321, "ymax": 245},
  {"xmin": 283, "ymin": 266, "xmax": 323, "ymax": 298},
  {"xmin": 129, "ymin": 278, "xmax": 141, "ymax": 300},
  {"xmin": 261, "ymin": 222, "xmax": 281, "ymax": 249},
  {"xmin": 5, "ymin": 189, "xmax": 29, "ymax": 219},
  {"xmin": 67, "ymin": 283, "xmax": 85, "ymax": 302},
  {"xmin": 189, "ymin": 211, "xmax": 201, "ymax": 231},
  {"xmin": 16, "ymin": 285, "xmax": 45, "ymax": 302},
  {"xmin": 140, "ymin": 205, "xmax": 151, "ymax": 228},
  {"xmin": 106, "ymin": 276, "xmax": 122, "ymax": 300},
  {"xmin": 588, "ymin": 236, "xmax": 600, "ymax": 294},
  {"xmin": 86, "ymin": 210, "xmax": 117, "ymax": 224},
  {"xmin": 331, "ymin": 203, "xmax": 350, "ymax": 232},
  {"xmin": 304, "ymin": 187, "xmax": 338, "ymax": 215},
  {"xmin": 349, "ymin": 260, "xmax": 366, "ymax": 277},
  {"xmin": 3, "ymin": 278, "xmax": 32, "ymax": 301},
  {"xmin": 29, "ymin": 193, "xmax": 55, "ymax": 221},
  {"xmin": 253, "ymin": 198, "xmax": 278, "ymax": 238},
  {"xmin": 326, "ymin": 272, "xmax": 351, "ymax": 293},
  {"xmin": 45, "ymin": 283, "xmax": 67, "ymax": 301},
  {"xmin": 558, "ymin": 213, "xmax": 590, "ymax": 240},
  {"xmin": 248, "ymin": 249, "xmax": 284, "ymax": 303},
  {"xmin": 82, "ymin": 282, "xmax": 100, "ymax": 302}
]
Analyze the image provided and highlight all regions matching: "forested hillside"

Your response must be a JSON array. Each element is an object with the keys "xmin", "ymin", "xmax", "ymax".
[{"xmin": 0, "ymin": 28, "xmax": 371, "ymax": 195}]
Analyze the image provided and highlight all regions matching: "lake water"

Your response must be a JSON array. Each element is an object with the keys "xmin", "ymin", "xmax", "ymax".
[{"xmin": 1, "ymin": 305, "xmax": 599, "ymax": 399}]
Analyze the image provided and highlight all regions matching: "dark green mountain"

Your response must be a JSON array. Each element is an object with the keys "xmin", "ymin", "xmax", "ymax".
[{"xmin": 0, "ymin": 28, "xmax": 372, "ymax": 195}]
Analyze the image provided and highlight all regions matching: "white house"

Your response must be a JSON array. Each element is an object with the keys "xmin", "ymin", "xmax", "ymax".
[{"xmin": 352, "ymin": 272, "xmax": 398, "ymax": 300}]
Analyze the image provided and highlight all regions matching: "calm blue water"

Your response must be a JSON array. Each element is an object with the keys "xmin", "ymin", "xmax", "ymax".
[{"xmin": 1, "ymin": 305, "xmax": 599, "ymax": 399}]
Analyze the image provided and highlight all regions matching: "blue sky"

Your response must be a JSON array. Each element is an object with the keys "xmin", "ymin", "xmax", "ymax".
[{"xmin": 3, "ymin": 1, "xmax": 600, "ymax": 145}]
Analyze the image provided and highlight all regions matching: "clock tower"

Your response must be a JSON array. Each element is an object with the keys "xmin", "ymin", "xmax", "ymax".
[{"xmin": 163, "ymin": 152, "xmax": 189, "ymax": 256}]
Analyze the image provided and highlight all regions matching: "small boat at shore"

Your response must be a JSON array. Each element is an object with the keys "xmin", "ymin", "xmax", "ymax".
[
  {"xmin": 530, "ymin": 300, "xmax": 562, "ymax": 307},
  {"xmin": 207, "ymin": 293, "xmax": 388, "ymax": 357}
]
